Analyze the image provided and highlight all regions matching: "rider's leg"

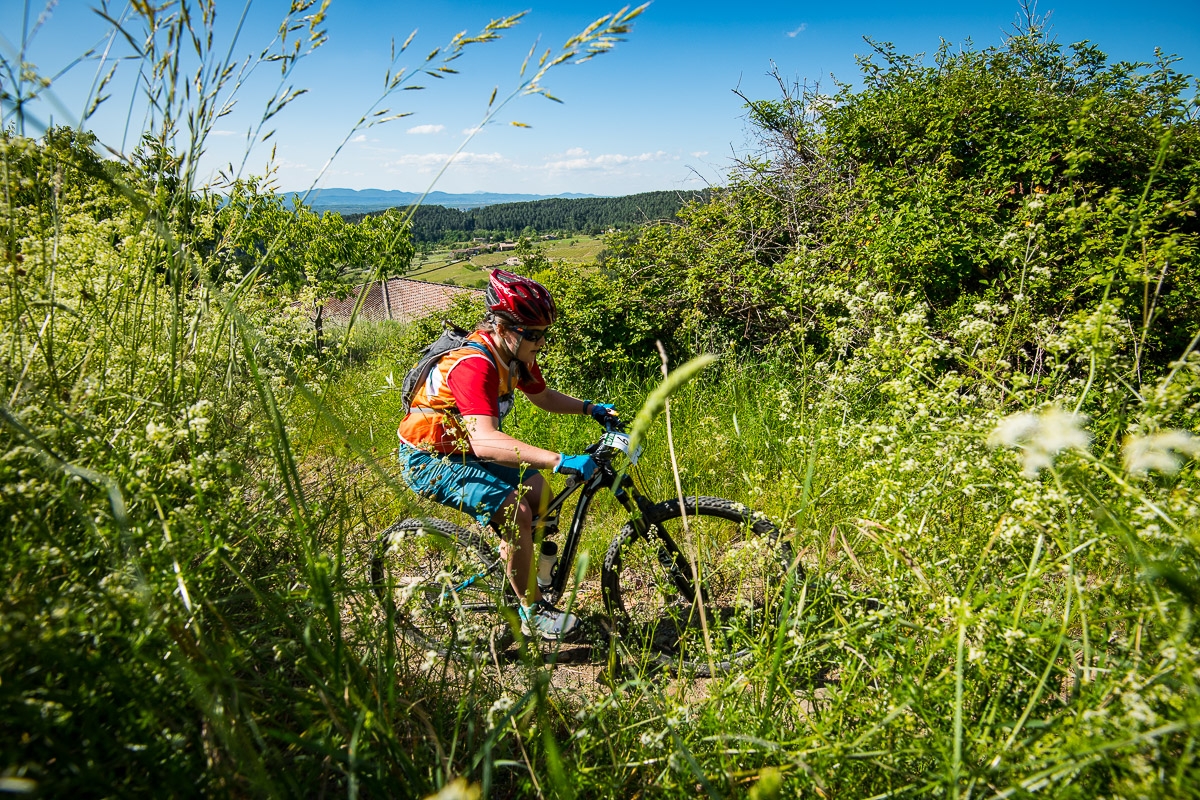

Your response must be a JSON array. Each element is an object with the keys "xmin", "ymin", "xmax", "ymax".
[
  {"xmin": 492, "ymin": 473, "xmax": 549, "ymax": 603},
  {"xmin": 493, "ymin": 474, "xmax": 578, "ymax": 641},
  {"xmin": 398, "ymin": 449, "xmax": 573, "ymax": 636}
]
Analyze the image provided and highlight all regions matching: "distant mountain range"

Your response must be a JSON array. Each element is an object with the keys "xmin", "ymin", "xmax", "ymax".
[{"xmin": 285, "ymin": 188, "xmax": 600, "ymax": 214}]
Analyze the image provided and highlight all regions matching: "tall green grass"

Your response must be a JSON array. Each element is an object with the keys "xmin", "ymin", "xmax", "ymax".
[
  {"xmin": 3, "ymin": 2, "xmax": 1199, "ymax": 798},
  {"xmin": 311, "ymin": 293, "xmax": 1200, "ymax": 797},
  {"xmin": 0, "ymin": 3, "xmax": 653, "ymax": 797}
]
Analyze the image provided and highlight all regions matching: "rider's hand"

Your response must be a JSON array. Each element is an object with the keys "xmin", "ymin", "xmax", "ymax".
[
  {"xmin": 584, "ymin": 400, "xmax": 618, "ymax": 427},
  {"xmin": 554, "ymin": 453, "xmax": 598, "ymax": 480}
]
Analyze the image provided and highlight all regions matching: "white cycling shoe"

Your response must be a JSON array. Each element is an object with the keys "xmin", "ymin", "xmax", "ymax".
[{"xmin": 520, "ymin": 600, "xmax": 580, "ymax": 641}]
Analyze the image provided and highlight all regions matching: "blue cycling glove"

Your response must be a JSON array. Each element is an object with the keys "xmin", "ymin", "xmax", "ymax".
[
  {"xmin": 584, "ymin": 400, "xmax": 618, "ymax": 427},
  {"xmin": 555, "ymin": 453, "xmax": 598, "ymax": 480}
]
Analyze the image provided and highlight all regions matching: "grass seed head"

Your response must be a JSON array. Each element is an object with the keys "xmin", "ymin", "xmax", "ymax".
[
  {"xmin": 988, "ymin": 406, "xmax": 1091, "ymax": 478},
  {"xmin": 1123, "ymin": 430, "xmax": 1200, "ymax": 476}
]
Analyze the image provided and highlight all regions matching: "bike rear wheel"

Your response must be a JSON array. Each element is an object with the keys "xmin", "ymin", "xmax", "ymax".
[
  {"xmin": 371, "ymin": 516, "xmax": 515, "ymax": 663},
  {"xmin": 601, "ymin": 496, "xmax": 796, "ymax": 677}
]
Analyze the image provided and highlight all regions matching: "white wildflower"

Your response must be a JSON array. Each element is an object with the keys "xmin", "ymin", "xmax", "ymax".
[
  {"xmin": 1002, "ymin": 628, "xmax": 1027, "ymax": 646},
  {"xmin": 145, "ymin": 421, "xmax": 172, "ymax": 447},
  {"xmin": 987, "ymin": 407, "xmax": 1090, "ymax": 478},
  {"xmin": 487, "ymin": 694, "xmax": 514, "ymax": 730},
  {"xmin": 185, "ymin": 399, "xmax": 213, "ymax": 440},
  {"xmin": 1033, "ymin": 408, "xmax": 1091, "ymax": 457},
  {"xmin": 1120, "ymin": 691, "xmax": 1158, "ymax": 727},
  {"xmin": 639, "ymin": 728, "xmax": 668, "ymax": 749},
  {"xmin": 1123, "ymin": 430, "xmax": 1200, "ymax": 476},
  {"xmin": 988, "ymin": 413, "xmax": 1039, "ymax": 448}
]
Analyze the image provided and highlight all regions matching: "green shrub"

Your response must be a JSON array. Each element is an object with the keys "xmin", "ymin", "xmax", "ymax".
[{"xmin": 601, "ymin": 29, "xmax": 1200, "ymax": 375}]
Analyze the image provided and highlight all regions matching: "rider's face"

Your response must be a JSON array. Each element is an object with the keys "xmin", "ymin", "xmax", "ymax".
[{"xmin": 503, "ymin": 323, "xmax": 549, "ymax": 359}]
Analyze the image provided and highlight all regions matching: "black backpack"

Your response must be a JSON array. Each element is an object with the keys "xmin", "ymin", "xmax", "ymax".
[{"xmin": 400, "ymin": 323, "xmax": 496, "ymax": 415}]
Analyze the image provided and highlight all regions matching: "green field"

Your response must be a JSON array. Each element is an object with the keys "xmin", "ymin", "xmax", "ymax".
[{"xmin": 406, "ymin": 235, "xmax": 606, "ymax": 285}]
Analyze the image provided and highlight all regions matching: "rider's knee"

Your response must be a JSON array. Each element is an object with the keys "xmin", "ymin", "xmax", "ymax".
[
  {"xmin": 513, "ymin": 498, "xmax": 534, "ymax": 529},
  {"xmin": 524, "ymin": 475, "xmax": 550, "ymax": 511},
  {"xmin": 494, "ymin": 487, "xmax": 534, "ymax": 536}
]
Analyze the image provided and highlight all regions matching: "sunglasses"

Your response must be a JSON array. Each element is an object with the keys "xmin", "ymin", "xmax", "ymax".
[{"xmin": 511, "ymin": 325, "xmax": 549, "ymax": 343}]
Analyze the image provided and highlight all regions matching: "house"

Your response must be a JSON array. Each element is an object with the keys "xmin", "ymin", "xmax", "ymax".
[
  {"xmin": 504, "ymin": 256, "xmax": 521, "ymax": 267},
  {"xmin": 318, "ymin": 277, "xmax": 483, "ymax": 323}
]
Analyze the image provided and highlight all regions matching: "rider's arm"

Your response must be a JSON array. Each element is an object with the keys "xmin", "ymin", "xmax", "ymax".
[
  {"xmin": 461, "ymin": 414, "xmax": 562, "ymax": 470},
  {"xmin": 526, "ymin": 388, "xmax": 592, "ymax": 416}
]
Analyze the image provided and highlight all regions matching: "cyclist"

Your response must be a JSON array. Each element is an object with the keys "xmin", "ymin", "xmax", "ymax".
[{"xmin": 397, "ymin": 269, "xmax": 617, "ymax": 641}]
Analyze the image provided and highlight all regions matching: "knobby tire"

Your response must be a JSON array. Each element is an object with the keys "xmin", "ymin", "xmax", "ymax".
[
  {"xmin": 601, "ymin": 496, "xmax": 797, "ymax": 677},
  {"xmin": 371, "ymin": 516, "xmax": 514, "ymax": 663}
]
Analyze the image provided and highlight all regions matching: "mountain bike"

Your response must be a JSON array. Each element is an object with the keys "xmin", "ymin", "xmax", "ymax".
[{"xmin": 371, "ymin": 419, "xmax": 799, "ymax": 676}]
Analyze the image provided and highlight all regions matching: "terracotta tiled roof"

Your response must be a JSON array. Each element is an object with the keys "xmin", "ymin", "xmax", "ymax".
[{"xmin": 320, "ymin": 277, "xmax": 483, "ymax": 322}]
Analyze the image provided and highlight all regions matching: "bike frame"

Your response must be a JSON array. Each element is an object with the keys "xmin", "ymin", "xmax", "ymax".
[
  {"xmin": 438, "ymin": 426, "xmax": 692, "ymax": 609},
  {"xmin": 532, "ymin": 459, "xmax": 652, "ymax": 601}
]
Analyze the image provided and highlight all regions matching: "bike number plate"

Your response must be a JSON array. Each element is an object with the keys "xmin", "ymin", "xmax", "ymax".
[{"xmin": 600, "ymin": 431, "xmax": 642, "ymax": 466}]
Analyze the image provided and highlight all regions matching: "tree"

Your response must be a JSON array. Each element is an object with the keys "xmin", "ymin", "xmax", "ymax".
[{"xmin": 195, "ymin": 179, "xmax": 413, "ymax": 293}]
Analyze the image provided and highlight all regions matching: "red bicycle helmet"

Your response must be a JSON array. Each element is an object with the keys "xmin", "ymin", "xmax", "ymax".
[{"xmin": 486, "ymin": 269, "xmax": 557, "ymax": 326}]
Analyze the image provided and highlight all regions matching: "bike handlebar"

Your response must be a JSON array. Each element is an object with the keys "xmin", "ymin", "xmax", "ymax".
[
  {"xmin": 584, "ymin": 415, "xmax": 634, "ymax": 466},
  {"xmin": 602, "ymin": 416, "xmax": 627, "ymax": 433}
]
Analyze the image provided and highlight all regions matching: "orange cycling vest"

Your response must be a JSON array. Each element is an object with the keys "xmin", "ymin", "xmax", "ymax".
[{"xmin": 397, "ymin": 331, "xmax": 516, "ymax": 455}]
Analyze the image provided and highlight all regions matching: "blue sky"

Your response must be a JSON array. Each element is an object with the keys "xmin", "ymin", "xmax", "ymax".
[{"xmin": 3, "ymin": 0, "xmax": 1198, "ymax": 196}]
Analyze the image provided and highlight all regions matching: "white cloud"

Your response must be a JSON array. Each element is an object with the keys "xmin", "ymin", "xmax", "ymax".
[
  {"xmin": 210, "ymin": 130, "xmax": 238, "ymax": 137},
  {"xmin": 384, "ymin": 151, "xmax": 508, "ymax": 172},
  {"xmin": 351, "ymin": 134, "xmax": 367, "ymax": 143},
  {"xmin": 690, "ymin": 151, "xmax": 709, "ymax": 158},
  {"xmin": 274, "ymin": 156, "xmax": 311, "ymax": 170},
  {"xmin": 786, "ymin": 23, "xmax": 807, "ymax": 38},
  {"xmin": 544, "ymin": 150, "xmax": 673, "ymax": 172},
  {"xmin": 406, "ymin": 124, "xmax": 445, "ymax": 135},
  {"xmin": 462, "ymin": 126, "xmax": 483, "ymax": 136}
]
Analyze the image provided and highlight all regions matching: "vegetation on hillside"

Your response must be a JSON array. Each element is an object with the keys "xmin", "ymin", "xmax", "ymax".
[
  {"xmin": 541, "ymin": 31, "xmax": 1199, "ymax": 376},
  {"xmin": 2, "ymin": 3, "xmax": 1199, "ymax": 798},
  {"xmin": 345, "ymin": 189, "xmax": 711, "ymax": 244},
  {"xmin": 404, "ymin": 235, "xmax": 607, "ymax": 287}
]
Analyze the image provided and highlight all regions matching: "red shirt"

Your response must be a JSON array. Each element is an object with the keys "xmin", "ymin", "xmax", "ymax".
[
  {"xmin": 398, "ymin": 330, "xmax": 548, "ymax": 454},
  {"xmin": 446, "ymin": 347, "xmax": 547, "ymax": 417}
]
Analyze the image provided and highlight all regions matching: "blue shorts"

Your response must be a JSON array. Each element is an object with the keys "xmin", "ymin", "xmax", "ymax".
[{"xmin": 399, "ymin": 444, "xmax": 540, "ymax": 528}]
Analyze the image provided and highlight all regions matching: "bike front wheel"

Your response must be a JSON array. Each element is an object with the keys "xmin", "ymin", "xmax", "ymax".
[
  {"xmin": 601, "ymin": 496, "xmax": 797, "ymax": 677},
  {"xmin": 371, "ymin": 516, "xmax": 515, "ymax": 663}
]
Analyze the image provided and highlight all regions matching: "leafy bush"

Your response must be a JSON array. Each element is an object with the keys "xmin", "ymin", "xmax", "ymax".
[
  {"xmin": 535, "ymin": 261, "xmax": 667, "ymax": 386},
  {"xmin": 598, "ymin": 28, "xmax": 1200, "ymax": 374}
]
